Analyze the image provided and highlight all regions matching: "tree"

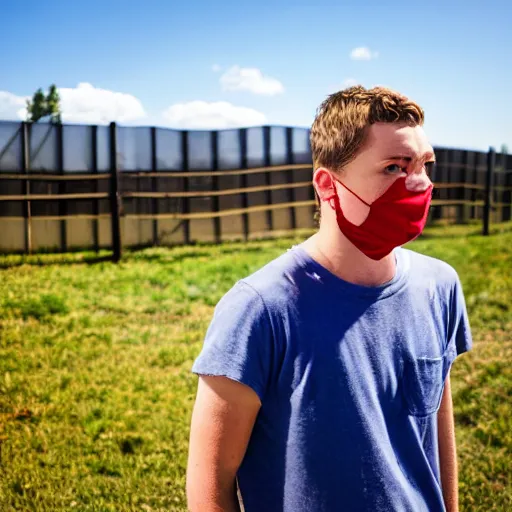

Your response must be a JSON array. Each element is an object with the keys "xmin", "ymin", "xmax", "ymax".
[
  {"xmin": 26, "ymin": 84, "xmax": 62, "ymax": 123},
  {"xmin": 46, "ymin": 84, "xmax": 61, "ymax": 123},
  {"xmin": 26, "ymin": 88, "xmax": 47, "ymax": 122}
]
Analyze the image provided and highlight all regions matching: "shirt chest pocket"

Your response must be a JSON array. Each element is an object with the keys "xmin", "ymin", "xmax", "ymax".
[{"xmin": 402, "ymin": 345, "xmax": 455, "ymax": 417}]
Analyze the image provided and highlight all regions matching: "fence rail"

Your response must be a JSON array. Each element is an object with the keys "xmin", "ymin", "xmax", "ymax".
[{"xmin": 0, "ymin": 120, "xmax": 510, "ymax": 259}]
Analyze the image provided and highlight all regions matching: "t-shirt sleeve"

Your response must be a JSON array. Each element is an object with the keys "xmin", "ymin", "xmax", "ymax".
[
  {"xmin": 447, "ymin": 273, "xmax": 473, "ymax": 361},
  {"xmin": 191, "ymin": 280, "xmax": 274, "ymax": 402}
]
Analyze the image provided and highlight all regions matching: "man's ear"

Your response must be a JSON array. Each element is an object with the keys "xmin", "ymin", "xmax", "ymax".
[{"xmin": 313, "ymin": 168, "xmax": 336, "ymax": 203}]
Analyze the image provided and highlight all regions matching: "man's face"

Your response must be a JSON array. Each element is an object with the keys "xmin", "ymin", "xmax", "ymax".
[{"xmin": 320, "ymin": 122, "xmax": 435, "ymax": 226}]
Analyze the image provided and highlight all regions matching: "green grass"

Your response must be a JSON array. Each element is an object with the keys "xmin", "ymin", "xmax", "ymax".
[{"xmin": 0, "ymin": 222, "xmax": 511, "ymax": 511}]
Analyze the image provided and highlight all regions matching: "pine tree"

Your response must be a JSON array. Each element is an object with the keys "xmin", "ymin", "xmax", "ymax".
[
  {"xmin": 26, "ymin": 84, "xmax": 62, "ymax": 123},
  {"xmin": 26, "ymin": 88, "xmax": 47, "ymax": 122},
  {"xmin": 46, "ymin": 84, "xmax": 61, "ymax": 123}
]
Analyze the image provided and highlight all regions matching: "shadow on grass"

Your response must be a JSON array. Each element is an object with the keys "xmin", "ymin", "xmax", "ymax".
[
  {"xmin": 419, "ymin": 230, "xmax": 483, "ymax": 241},
  {"xmin": 2, "ymin": 221, "xmax": 511, "ymax": 269},
  {"xmin": 417, "ymin": 221, "xmax": 512, "ymax": 240},
  {"xmin": 0, "ymin": 245, "xmax": 263, "ymax": 269},
  {"xmin": 0, "ymin": 254, "xmax": 113, "ymax": 270},
  {"xmin": 128, "ymin": 244, "xmax": 266, "ymax": 265}
]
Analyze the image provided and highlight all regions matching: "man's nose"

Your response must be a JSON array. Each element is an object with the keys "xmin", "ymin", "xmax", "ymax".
[{"xmin": 405, "ymin": 164, "xmax": 432, "ymax": 192}]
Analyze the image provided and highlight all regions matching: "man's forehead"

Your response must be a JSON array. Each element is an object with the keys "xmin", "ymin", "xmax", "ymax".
[{"xmin": 368, "ymin": 123, "xmax": 434, "ymax": 158}]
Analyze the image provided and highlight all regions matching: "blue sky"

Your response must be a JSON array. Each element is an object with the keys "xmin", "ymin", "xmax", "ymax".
[{"xmin": 0, "ymin": 0, "xmax": 510, "ymax": 151}]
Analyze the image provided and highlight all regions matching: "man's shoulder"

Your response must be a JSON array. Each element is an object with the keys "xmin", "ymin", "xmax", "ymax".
[
  {"xmin": 244, "ymin": 246, "xmax": 303, "ymax": 295},
  {"xmin": 401, "ymin": 247, "xmax": 460, "ymax": 287},
  {"xmin": 222, "ymin": 246, "xmax": 303, "ymax": 308}
]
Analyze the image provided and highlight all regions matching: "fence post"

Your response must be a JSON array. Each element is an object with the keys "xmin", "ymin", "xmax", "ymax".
[
  {"xmin": 239, "ymin": 129, "xmax": 250, "ymax": 241},
  {"xmin": 92, "ymin": 125, "xmax": 100, "ymax": 252},
  {"xmin": 211, "ymin": 131, "xmax": 221, "ymax": 244},
  {"xmin": 286, "ymin": 127, "xmax": 297, "ymax": 230},
  {"xmin": 181, "ymin": 131, "xmax": 191, "ymax": 245},
  {"xmin": 56, "ymin": 122, "xmax": 67, "ymax": 252},
  {"xmin": 455, "ymin": 150, "xmax": 467, "ymax": 224},
  {"xmin": 483, "ymin": 147, "xmax": 495, "ymax": 236},
  {"xmin": 21, "ymin": 122, "xmax": 32, "ymax": 254},
  {"xmin": 109, "ymin": 122, "xmax": 122, "ymax": 262},
  {"xmin": 262, "ymin": 126, "xmax": 274, "ymax": 233},
  {"xmin": 461, "ymin": 151, "xmax": 473, "ymax": 224},
  {"xmin": 500, "ymin": 150, "xmax": 509, "ymax": 222},
  {"xmin": 436, "ymin": 149, "xmax": 449, "ymax": 222},
  {"xmin": 505, "ymin": 153, "xmax": 512, "ymax": 222},
  {"xmin": 150, "ymin": 127, "xmax": 159, "ymax": 245}
]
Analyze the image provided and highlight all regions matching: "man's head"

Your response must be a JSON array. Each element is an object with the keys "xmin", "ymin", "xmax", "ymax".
[{"xmin": 310, "ymin": 86, "xmax": 435, "ymax": 227}]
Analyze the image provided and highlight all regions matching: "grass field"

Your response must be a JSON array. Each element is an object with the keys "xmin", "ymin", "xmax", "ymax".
[{"xmin": 1, "ymin": 222, "xmax": 511, "ymax": 511}]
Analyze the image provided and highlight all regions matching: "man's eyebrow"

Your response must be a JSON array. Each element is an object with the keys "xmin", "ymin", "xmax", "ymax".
[{"xmin": 384, "ymin": 152, "xmax": 436, "ymax": 162}]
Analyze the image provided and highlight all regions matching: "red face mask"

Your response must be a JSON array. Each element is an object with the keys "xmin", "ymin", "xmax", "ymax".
[{"xmin": 329, "ymin": 176, "xmax": 434, "ymax": 260}]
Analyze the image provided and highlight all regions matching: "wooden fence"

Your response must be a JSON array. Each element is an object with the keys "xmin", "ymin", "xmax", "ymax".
[{"xmin": 0, "ymin": 121, "xmax": 511, "ymax": 260}]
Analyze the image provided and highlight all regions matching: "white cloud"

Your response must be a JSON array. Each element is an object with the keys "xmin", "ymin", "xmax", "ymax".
[
  {"xmin": 350, "ymin": 47, "xmax": 379, "ymax": 61},
  {"xmin": 220, "ymin": 66, "xmax": 284, "ymax": 96},
  {"xmin": 0, "ymin": 91, "xmax": 28, "ymax": 120},
  {"xmin": 161, "ymin": 100, "xmax": 267, "ymax": 129},
  {"xmin": 342, "ymin": 78, "xmax": 359, "ymax": 87},
  {"xmin": 326, "ymin": 79, "xmax": 361, "ymax": 94},
  {"xmin": 0, "ymin": 83, "xmax": 146, "ymax": 124},
  {"xmin": 59, "ymin": 83, "xmax": 146, "ymax": 124},
  {"xmin": 212, "ymin": 64, "xmax": 222, "ymax": 73}
]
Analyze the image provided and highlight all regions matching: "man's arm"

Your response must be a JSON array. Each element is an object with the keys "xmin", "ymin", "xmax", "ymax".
[
  {"xmin": 187, "ymin": 375, "xmax": 261, "ymax": 512},
  {"xmin": 437, "ymin": 372, "xmax": 459, "ymax": 512}
]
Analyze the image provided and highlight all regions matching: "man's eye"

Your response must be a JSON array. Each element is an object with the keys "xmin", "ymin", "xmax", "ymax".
[{"xmin": 384, "ymin": 164, "xmax": 405, "ymax": 174}]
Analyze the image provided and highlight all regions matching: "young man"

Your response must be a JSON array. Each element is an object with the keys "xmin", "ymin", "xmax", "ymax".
[{"xmin": 187, "ymin": 86, "xmax": 472, "ymax": 512}]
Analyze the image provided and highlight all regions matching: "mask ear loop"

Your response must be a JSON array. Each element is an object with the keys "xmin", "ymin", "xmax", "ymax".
[{"xmin": 332, "ymin": 177, "xmax": 372, "ymax": 208}]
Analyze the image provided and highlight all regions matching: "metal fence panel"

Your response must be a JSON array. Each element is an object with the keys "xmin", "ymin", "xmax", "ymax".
[
  {"xmin": 118, "ymin": 127, "xmax": 152, "ymax": 171},
  {"xmin": 270, "ymin": 127, "xmax": 287, "ymax": 166},
  {"xmin": 0, "ymin": 121, "xmax": 22, "ymax": 171},
  {"xmin": 96, "ymin": 126, "xmax": 110, "ymax": 172},
  {"xmin": 188, "ymin": 131, "xmax": 212, "ymax": 170},
  {"xmin": 63, "ymin": 124, "xmax": 93, "ymax": 172},
  {"xmin": 156, "ymin": 128, "xmax": 182, "ymax": 170},
  {"xmin": 30, "ymin": 124, "xmax": 57, "ymax": 171},
  {"xmin": 292, "ymin": 128, "xmax": 311, "ymax": 164},
  {"xmin": 247, "ymin": 127, "xmax": 264, "ymax": 167},
  {"xmin": 218, "ymin": 129, "xmax": 240, "ymax": 170}
]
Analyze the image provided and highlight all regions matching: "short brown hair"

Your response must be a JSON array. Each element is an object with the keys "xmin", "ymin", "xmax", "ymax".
[{"xmin": 310, "ymin": 85, "xmax": 425, "ymax": 173}]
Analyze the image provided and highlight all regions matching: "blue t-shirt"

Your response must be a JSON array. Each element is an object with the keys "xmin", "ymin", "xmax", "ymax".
[{"xmin": 191, "ymin": 244, "xmax": 472, "ymax": 512}]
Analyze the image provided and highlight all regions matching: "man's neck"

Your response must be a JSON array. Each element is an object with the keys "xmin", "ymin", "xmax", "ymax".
[{"xmin": 302, "ymin": 229, "xmax": 397, "ymax": 288}]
